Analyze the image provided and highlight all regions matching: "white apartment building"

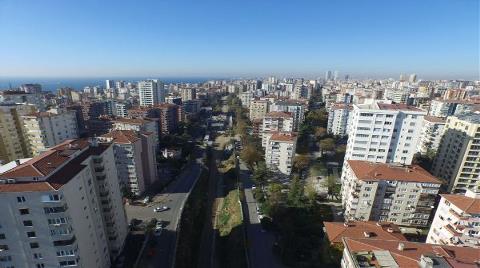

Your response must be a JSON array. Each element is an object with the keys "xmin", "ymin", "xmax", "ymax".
[
  {"xmin": 100, "ymin": 130, "xmax": 158, "ymax": 196},
  {"xmin": 22, "ymin": 108, "xmax": 79, "ymax": 156},
  {"xmin": 249, "ymin": 100, "xmax": 270, "ymax": 121},
  {"xmin": 432, "ymin": 113, "xmax": 480, "ymax": 193},
  {"xmin": 265, "ymin": 132, "xmax": 297, "ymax": 175},
  {"xmin": 345, "ymin": 102, "xmax": 426, "ymax": 165},
  {"xmin": 261, "ymin": 111, "xmax": 294, "ymax": 148},
  {"xmin": 115, "ymin": 103, "xmax": 130, "ymax": 117},
  {"xmin": 384, "ymin": 88, "xmax": 409, "ymax": 103},
  {"xmin": 138, "ymin": 79, "xmax": 165, "ymax": 106},
  {"xmin": 0, "ymin": 90, "xmax": 46, "ymax": 111},
  {"xmin": 416, "ymin": 116, "xmax": 446, "ymax": 154},
  {"xmin": 0, "ymin": 139, "xmax": 128, "ymax": 268},
  {"xmin": 341, "ymin": 160, "xmax": 441, "ymax": 227},
  {"xmin": 239, "ymin": 91, "xmax": 254, "ymax": 108},
  {"xmin": 327, "ymin": 103, "xmax": 353, "ymax": 137},
  {"xmin": 426, "ymin": 190, "xmax": 480, "ymax": 248},
  {"xmin": 270, "ymin": 101, "xmax": 305, "ymax": 131}
]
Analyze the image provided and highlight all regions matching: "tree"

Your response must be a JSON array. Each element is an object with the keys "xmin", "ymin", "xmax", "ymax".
[
  {"xmin": 252, "ymin": 161, "xmax": 271, "ymax": 186},
  {"xmin": 235, "ymin": 119, "xmax": 247, "ymax": 136},
  {"xmin": 287, "ymin": 176, "xmax": 304, "ymax": 207},
  {"xmin": 305, "ymin": 109, "xmax": 328, "ymax": 127},
  {"xmin": 314, "ymin": 127, "xmax": 327, "ymax": 140},
  {"xmin": 322, "ymin": 175, "xmax": 340, "ymax": 200},
  {"xmin": 304, "ymin": 184, "xmax": 318, "ymax": 206},
  {"xmin": 240, "ymin": 144, "xmax": 262, "ymax": 169},
  {"xmin": 293, "ymin": 154, "xmax": 310, "ymax": 173},
  {"xmin": 319, "ymin": 138, "xmax": 335, "ymax": 153}
]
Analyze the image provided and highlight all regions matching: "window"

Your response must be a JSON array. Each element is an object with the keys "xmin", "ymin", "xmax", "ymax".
[
  {"xmin": 0, "ymin": 234, "xmax": 5, "ymax": 239},
  {"xmin": 23, "ymin": 220, "xmax": 33, "ymax": 227},
  {"xmin": 30, "ymin": 242, "xmax": 39, "ymax": 249},
  {"xmin": 34, "ymin": 253, "xmax": 43, "ymax": 259},
  {"xmin": 36, "ymin": 264, "xmax": 45, "ymax": 268},
  {"xmin": 17, "ymin": 196, "xmax": 26, "ymax": 203},
  {"xmin": 0, "ymin": 245, "xmax": 8, "ymax": 250},
  {"xmin": 27, "ymin": 232, "xmax": 36, "ymax": 238},
  {"xmin": 19, "ymin": 208, "xmax": 29, "ymax": 215},
  {"xmin": 0, "ymin": 255, "xmax": 12, "ymax": 262}
]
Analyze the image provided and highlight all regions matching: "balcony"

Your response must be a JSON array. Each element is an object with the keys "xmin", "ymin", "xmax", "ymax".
[
  {"xmin": 449, "ymin": 208, "xmax": 469, "ymax": 220},
  {"xmin": 444, "ymin": 224, "xmax": 462, "ymax": 236},
  {"xmin": 96, "ymin": 175, "xmax": 106, "ymax": 181},
  {"xmin": 53, "ymin": 236, "xmax": 76, "ymax": 247},
  {"xmin": 94, "ymin": 167, "xmax": 105, "ymax": 173},
  {"xmin": 93, "ymin": 158, "xmax": 103, "ymax": 164}
]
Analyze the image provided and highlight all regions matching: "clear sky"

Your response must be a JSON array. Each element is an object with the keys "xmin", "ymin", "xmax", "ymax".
[{"xmin": 0, "ymin": 0, "xmax": 478, "ymax": 80}]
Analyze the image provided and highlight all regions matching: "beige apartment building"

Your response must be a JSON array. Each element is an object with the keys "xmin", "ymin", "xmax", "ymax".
[
  {"xmin": 0, "ymin": 103, "xmax": 37, "ymax": 163},
  {"xmin": 22, "ymin": 108, "xmax": 79, "ymax": 156},
  {"xmin": 341, "ymin": 160, "xmax": 441, "ymax": 227},
  {"xmin": 432, "ymin": 113, "xmax": 480, "ymax": 193},
  {"xmin": 249, "ymin": 100, "xmax": 270, "ymax": 121}
]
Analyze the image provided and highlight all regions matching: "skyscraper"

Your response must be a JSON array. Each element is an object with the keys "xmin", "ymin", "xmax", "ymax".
[
  {"xmin": 138, "ymin": 79, "xmax": 165, "ymax": 106},
  {"xmin": 409, "ymin": 73, "xmax": 417, "ymax": 83},
  {"xmin": 325, "ymin": 70, "xmax": 332, "ymax": 81},
  {"xmin": 105, "ymin": 80, "xmax": 115, "ymax": 89}
]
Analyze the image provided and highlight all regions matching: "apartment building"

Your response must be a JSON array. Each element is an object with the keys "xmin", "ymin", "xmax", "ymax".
[
  {"xmin": 239, "ymin": 91, "xmax": 253, "ymax": 108},
  {"xmin": 341, "ymin": 160, "xmax": 441, "ymax": 227},
  {"xmin": 0, "ymin": 103, "xmax": 37, "ymax": 163},
  {"xmin": 22, "ymin": 108, "xmax": 79, "ymax": 156},
  {"xmin": 324, "ymin": 221, "xmax": 407, "ymax": 246},
  {"xmin": 0, "ymin": 139, "xmax": 128, "ymax": 268},
  {"xmin": 261, "ymin": 111, "xmax": 294, "ymax": 148},
  {"xmin": 416, "ymin": 116, "xmax": 446, "ymax": 154},
  {"xmin": 270, "ymin": 101, "xmax": 305, "ymax": 131},
  {"xmin": 100, "ymin": 130, "xmax": 158, "ymax": 196},
  {"xmin": 0, "ymin": 90, "xmax": 45, "ymax": 111},
  {"xmin": 340, "ymin": 237, "xmax": 479, "ymax": 268},
  {"xmin": 327, "ymin": 103, "xmax": 353, "ymax": 137},
  {"xmin": 249, "ymin": 100, "xmax": 269, "ymax": 121},
  {"xmin": 138, "ymin": 79, "xmax": 165, "ymax": 106},
  {"xmin": 429, "ymin": 99, "xmax": 480, "ymax": 117},
  {"xmin": 432, "ymin": 113, "xmax": 480, "ymax": 193},
  {"xmin": 181, "ymin": 88, "xmax": 196, "ymax": 101},
  {"xmin": 112, "ymin": 118, "xmax": 159, "ymax": 147},
  {"xmin": 426, "ymin": 190, "xmax": 480, "ymax": 248},
  {"xmin": 265, "ymin": 132, "xmax": 297, "ymax": 175},
  {"xmin": 345, "ymin": 102, "xmax": 426, "ymax": 165},
  {"xmin": 156, "ymin": 103, "xmax": 181, "ymax": 135}
]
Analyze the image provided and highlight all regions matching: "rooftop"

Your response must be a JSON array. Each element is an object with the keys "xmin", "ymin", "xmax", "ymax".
[
  {"xmin": 270, "ymin": 132, "xmax": 297, "ymax": 142},
  {"xmin": 265, "ymin": 111, "xmax": 293, "ymax": 118},
  {"xmin": 101, "ymin": 130, "xmax": 140, "ymax": 144},
  {"xmin": 454, "ymin": 112, "xmax": 480, "ymax": 124},
  {"xmin": 347, "ymin": 160, "xmax": 441, "ymax": 184},
  {"xmin": 0, "ymin": 139, "xmax": 110, "ymax": 192},
  {"xmin": 440, "ymin": 194, "xmax": 480, "ymax": 214},
  {"xmin": 424, "ymin": 116, "xmax": 447, "ymax": 123},
  {"xmin": 342, "ymin": 237, "xmax": 480, "ymax": 267},
  {"xmin": 376, "ymin": 103, "xmax": 424, "ymax": 112},
  {"xmin": 324, "ymin": 221, "xmax": 407, "ymax": 244}
]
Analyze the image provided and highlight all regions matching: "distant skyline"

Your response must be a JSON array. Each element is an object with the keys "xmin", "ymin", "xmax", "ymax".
[{"xmin": 0, "ymin": 0, "xmax": 478, "ymax": 80}]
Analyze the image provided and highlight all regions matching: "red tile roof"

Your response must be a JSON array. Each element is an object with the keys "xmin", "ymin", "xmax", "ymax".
[
  {"xmin": 265, "ymin": 111, "xmax": 293, "ymax": 118},
  {"xmin": 347, "ymin": 160, "xmax": 441, "ymax": 184},
  {"xmin": 324, "ymin": 221, "xmax": 407, "ymax": 244},
  {"xmin": 441, "ymin": 194, "xmax": 480, "ymax": 214},
  {"xmin": 343, "ymin": 238, "xmax": 480, "ymax": 267},
  {"xmin": 424, "ymin": 116, "xmax": 446, "ymax": 123}
]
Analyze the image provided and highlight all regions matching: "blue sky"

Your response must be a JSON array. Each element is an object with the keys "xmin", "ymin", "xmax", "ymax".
[{"xmin": 0, "ymin": 0, "xmax": 478, "ymax": 79}]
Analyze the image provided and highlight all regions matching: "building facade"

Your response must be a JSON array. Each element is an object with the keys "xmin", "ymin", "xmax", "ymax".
[
  {"xmin": 426, "ymin": 190, "xmax": 480, "ymax": 248},
  {"xmin": 249, "ymin": 100, "xmax": 270, "ymax": 121},
  {"xmin": 344, "ymin": 102, "xmax": 426, "ymax": 165},
  {"xmin": 22, "ymin": 108, "xmax": 79, "ymax": 156},
  {"xmin": 416, "ymin": 116, "xmax": 446, "ymax": 155},
  {"xmin": 261, "ymin": 111, "xmax": 294, "ymax": 148},
  {"xmin": 432, "ymin": 113, "xmax": 480, "ymax": 193},
  {"xmin": 138, "ymin": 79, "xmax": 165, "ymax": 106},
  {"xmin": 265, "ymin": 132, "xmax": 297, "ymax": 175},
  {"xmin": 0, "ymin": 139, "xmax": 128, "ymax": 268},
  {"xmin": 327, "ymin": 103, "xmax": 353, "ymax": 137},
  {"xmin": 341, "ymin": 160, "xmax": 441, "ymax": 227}
]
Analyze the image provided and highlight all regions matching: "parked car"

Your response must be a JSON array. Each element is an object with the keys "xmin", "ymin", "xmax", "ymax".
[
  {"xmin": 154, "ymin": 222, "xmax": 163, "ymax": 236},
  {"xmin": 154, "ymin": 206, "xmax": 169, "ymax": 212},
  {"xmin": 142, "ymin": 196, "xmax": 151, "ymax": 204}
]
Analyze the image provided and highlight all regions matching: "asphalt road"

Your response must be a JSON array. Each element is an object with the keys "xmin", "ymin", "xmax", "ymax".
[
  {"xmin": 239, "ymin": 159, "xmax": 285, "ymax": 268},
  {"xmin": 125, "ymin": 146, "xmax": 205, "ymax": 268}
]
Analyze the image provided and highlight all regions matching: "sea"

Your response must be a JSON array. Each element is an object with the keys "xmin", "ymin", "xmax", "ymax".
[{"xmin": 0, "ymin": 77, "xmax": 224, "ymax": 92}]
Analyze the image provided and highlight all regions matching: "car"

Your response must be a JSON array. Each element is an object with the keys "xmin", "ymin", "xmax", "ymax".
[
  {"xmin": 154, "ymin": 206, "xmax": 169, "ymax": 212},
  {"xmin": 154, "ymin": 222, "xmax": 163, "ymax": 236},
  {"xmin": 142, "ymin": 196, "xmax": 151, "ymax": 204},
  {"xmin": 251, "ymin": 184, "xmax": 256, "ymax": 190}
]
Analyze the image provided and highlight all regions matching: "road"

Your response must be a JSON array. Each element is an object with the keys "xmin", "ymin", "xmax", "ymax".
[
  {"xmin": 238, "ymin": 159, "xmax": 285, "ymax": 268},
  {"xmin": 125, "ymin": 145, "xmax": 205, "ymax": 268}
]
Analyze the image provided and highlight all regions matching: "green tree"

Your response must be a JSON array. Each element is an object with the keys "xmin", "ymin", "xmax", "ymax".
[
  {"xmin": 252, "ymin": 161, "xmax": 271, "ymax": 186},
  {"xmin": 293, "ymin": 154, "xmax": 310, "ymax": 174},
  {"xmin": 304, "ymin": 184, "xmax": 318, "ymax": 206},
  {"xmin": 287, "ymin": 176, "xmax": 304, "ymax": 207},
  {"xmin": 323, "ymin": 175, "xmax": 341, "ymax": 200},
  {"xmin": 314, "ymin": 127, "xmax": 328, "ymax": 140}
]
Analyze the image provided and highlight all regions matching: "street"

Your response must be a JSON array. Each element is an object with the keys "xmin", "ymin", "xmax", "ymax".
[
  {"xmin": 238, "ymin": 159, "xmax": 285, "ymax": 268},
  {"xmin": 125, "ymin": 146, "xmax": 205, "ymax": 268}
]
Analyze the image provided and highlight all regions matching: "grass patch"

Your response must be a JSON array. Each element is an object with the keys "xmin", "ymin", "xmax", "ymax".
[{"xmin": 217, "ymin": 189, "xmax": 242, "ymax": 236}]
